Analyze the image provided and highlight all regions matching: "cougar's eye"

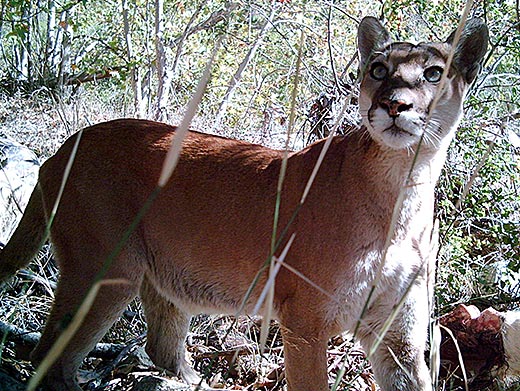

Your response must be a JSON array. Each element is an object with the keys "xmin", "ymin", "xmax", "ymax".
[
  {"xmin": 424, "ymin": 66, "xmax": 443, "ymax": 83},
  {"xmin": 369, "ymin": 63, "xmax": 388, "ymax": 81}
]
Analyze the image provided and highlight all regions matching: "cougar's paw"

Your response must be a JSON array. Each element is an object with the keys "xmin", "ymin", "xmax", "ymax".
[{"xmin": 174, "ymin": 359, "xmax": 202, "ymax": 385}]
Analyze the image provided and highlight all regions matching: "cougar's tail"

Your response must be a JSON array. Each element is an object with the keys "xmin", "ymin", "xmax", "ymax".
[{"xmin": 0, "ymin": 183, "xmax": 48, "ymax": 283}]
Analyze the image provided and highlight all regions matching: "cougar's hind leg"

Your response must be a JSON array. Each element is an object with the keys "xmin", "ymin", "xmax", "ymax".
[
  {"xmin": 140, "ymin": 276, "xmax": 200, "ymax": 384},
  {"xmin": 31, "ymin": 248, "xmax": 142, "ymax": 391}
]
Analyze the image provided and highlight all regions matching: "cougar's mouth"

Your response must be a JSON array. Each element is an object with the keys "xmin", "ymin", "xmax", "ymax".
[
  {"xmin": 365, "ymin": 107, "xmax": 425, "ymax": 149},
  {"xmin": 382, "ymin": 124, "xmax": 416, "ymax": 137}
]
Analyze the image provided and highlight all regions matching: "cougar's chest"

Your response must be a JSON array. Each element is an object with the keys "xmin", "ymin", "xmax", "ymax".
[{"xmin": 323, "ymin": 235, "xmax": 427, "ymax": 336}]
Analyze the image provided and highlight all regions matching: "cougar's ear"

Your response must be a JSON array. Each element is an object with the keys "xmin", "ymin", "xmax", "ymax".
[
  {"xmin": 358, "ymin": 17, "xmax": 391, "ymax": 69},
  {"xmin": 446, "ymin": 18, "xmax": 489, "ymax": 83}
]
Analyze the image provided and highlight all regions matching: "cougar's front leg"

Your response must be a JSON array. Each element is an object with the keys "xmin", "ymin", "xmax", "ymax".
[
  {"xmin": 359, "ymin": 279, "xmax": 432, "ymax": 391},
  {"xmin": 279, "ymin": 300, "xmax": 330, "ymax": 391},
  {"xmin": 140, "ymin": 276, "xmax": 200, "ymax": 385}
]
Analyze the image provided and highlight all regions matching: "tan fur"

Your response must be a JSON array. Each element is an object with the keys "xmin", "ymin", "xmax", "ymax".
[{"xmin": 0, "ymin": 17, "xmax": 488, "ymax": 391}]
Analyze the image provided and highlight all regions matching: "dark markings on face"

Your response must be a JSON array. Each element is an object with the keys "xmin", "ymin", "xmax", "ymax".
[
  {"xmin": 362, "ymin": 42, "xmax": 456, "ymax": 115},
  {"xmin": 369, "ymin": 42, "xmax": 454, "ymax": 79}
]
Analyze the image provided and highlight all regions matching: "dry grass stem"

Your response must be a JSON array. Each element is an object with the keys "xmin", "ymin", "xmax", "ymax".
[
  {"xmin": 253, "ymin": 234, "xmax": 296, "ymax": 317},
  {"xmin": 257, "ymin": 234, "xmax": 295, "ymax": 352},
  {"xmin": 455, "ymin": 134, "xmax": 496, "ymax": 210},
  {"xmin": 358, "ymin": 3, "xmax": 475, "ymax": 379},
  {"xmin": 158, "ymin": 35, "xmax": 224, "ymax": 188},
  {"xmin": 440, "ymin": 324, "xmax": 470, "ymax": 391},
  {"xmin": 426, "ymin": 0, "xmax": 474, "ymax": 124},
  {"xmin": 277, "ymin": 258, "xmax": 338, "ymax": 303},
  {"xmin": 44, "ymin": 129, "xmax": 83, "ymax": 239},
  {"xmin": 430, "ymin": 323, "xmax": 442, "ymax": 389},
  {"xmin": 300, "ymin": 97, "xmax": 350, "ymax": 204},
  {"xmin": 263, "ymin": 28, "xmax": 304, "ymax": 356}
]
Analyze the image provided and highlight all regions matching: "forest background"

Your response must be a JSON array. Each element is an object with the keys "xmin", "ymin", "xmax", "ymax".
[{"xmin": 0, "ymin": 0, "xmax": 519, "ymax": 390}]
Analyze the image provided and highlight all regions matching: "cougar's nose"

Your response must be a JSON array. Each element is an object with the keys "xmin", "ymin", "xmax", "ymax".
[{"xmin": 380, "ymin": 98, "xmax": 413, "ymax": 118}]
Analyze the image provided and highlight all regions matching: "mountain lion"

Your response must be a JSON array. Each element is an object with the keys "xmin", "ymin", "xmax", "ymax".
[{"xmin": 0, "ymin": 16, "xmax": 488, "ymax": 391}]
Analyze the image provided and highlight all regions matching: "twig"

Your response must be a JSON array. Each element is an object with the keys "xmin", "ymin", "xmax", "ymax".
[
  {"xmin": 327, "ymin": 2, "xmax": 341, "ymax": 93},
  {"xmin": 454, "ymin": 130, "xmax": 497, "ymax": 211},
  {"xmin": 170, "ymin": 0, "xmax": 210, "ymax": 79},
  {"xmin": 174, "ymin": 2, "xmax": 236, "ymax": 46}
]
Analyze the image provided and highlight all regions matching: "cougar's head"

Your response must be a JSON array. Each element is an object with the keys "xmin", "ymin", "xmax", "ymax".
[{"xmin": 357, "ymin": 17, "xmax": 488, "ymax": 151}]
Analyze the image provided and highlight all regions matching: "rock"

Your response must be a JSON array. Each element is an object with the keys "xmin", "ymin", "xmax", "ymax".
[{"xmin": 0, "ymin": 136, "xmax": 39, "ymax": 241}]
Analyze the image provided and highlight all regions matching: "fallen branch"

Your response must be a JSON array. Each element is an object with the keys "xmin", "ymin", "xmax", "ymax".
[{"xmin": 0, "ymin": 320, "xmax": 125, "ymax": 360}]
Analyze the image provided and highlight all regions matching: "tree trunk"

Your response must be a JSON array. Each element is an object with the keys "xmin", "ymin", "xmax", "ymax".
[
  {"xmin": 154, "ymin": 0, "xmax": 173, "ymax": 122},
  {"xmin": 14, "ymin": 1, "xmax": 31, "ymax": 82},
  {"xmin": 44, "ymin": 0, "xmax": 58, "ymax": 82},
  {"xmin": 57, "ymin": 10, "xmax": 72, "ymax": 90},
  {"xmin": 122, "ymin": 0, "xmax": 146, "ymax": 117}
]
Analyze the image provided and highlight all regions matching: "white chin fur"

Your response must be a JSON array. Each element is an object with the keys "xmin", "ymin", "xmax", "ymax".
[{"xmin": 366, "ymin": 107, "xmax": 424, "ymax": 150}]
